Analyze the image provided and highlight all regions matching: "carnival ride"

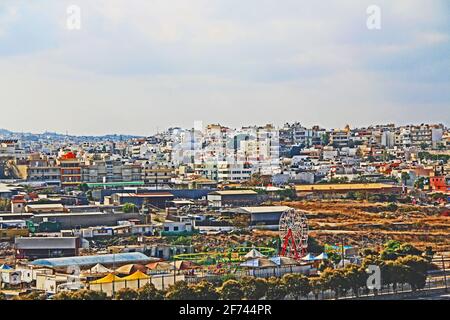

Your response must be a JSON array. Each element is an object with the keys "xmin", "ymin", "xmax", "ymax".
[
  {"xmin": 173, "ymin": 247, "xmax": 276, "ymax": 265},
  {"xmin": 279, "ymin": 208, "xmax": 309, "ymax": 259}
]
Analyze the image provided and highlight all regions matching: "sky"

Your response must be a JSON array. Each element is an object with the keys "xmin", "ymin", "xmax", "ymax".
[{"xmin": 0, "ymin": 0, "xmax": 449, "ymax": 136}]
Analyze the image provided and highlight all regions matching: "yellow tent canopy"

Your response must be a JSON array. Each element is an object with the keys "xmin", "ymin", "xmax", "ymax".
[
  {"xmin": 115, "ymin": 264, "xmax": 147, "ymax": 275},
  {"xmin": 121, "ymin": 270, "xmax": 150, "ymax": 281},
  {"xmin": 89, "ymin": 273, "xmax": 123, "ymax": 284}
]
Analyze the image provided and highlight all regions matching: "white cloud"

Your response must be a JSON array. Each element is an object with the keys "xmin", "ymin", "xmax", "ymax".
[{"xmin": 0, "ymin": 0, "xmax": 448, "ymax": 134}]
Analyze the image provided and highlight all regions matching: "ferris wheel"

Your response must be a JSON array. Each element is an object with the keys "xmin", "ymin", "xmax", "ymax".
[{"xmin": 279, "ymin": 208, "xmax": 309, "ymax": 259}]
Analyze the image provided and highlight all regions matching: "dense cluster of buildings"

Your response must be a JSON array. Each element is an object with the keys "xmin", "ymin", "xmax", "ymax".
[
  {"xmin": 0, "ymin": 122, "xmax": 448, "ymax": 298},
  {"xmin": 0, "ymin": 123, "xmax": 448, "ymax": 191}
]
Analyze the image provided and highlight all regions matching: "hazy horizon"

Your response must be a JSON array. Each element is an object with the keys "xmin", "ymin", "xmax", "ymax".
[{"xmin": 1, "ymin": 0, "xmax": 449, "ymax": 136}]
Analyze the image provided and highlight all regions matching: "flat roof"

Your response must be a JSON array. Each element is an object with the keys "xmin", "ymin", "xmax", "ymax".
[
  {"xmin": 32, "ymin": 211, "xmax": 134, "ymax": 218},
  {"xmin": 239, "ymin": 206, "xmax": 291, "ymax": 214},
  {"xmin": 113, "ymin": 192, "xmax": 174, "ymax": 198},
  {"xmin": 209, "ymin": 190, "xmax": 258, "ymax": 196},
  {"xmin": 15, "ymin": 237, "xmax": 78, "ymax": 249},
  {"xmin": 86, "ymin": 181, "xmax": 145, "ymax": 188},
  {"xmin": 26, "ymin": 204, "xmax": 64, "ymax": 209},
  {"xmin": 295, "ymin": 183, "xmax": 399, "ymax": 192}
]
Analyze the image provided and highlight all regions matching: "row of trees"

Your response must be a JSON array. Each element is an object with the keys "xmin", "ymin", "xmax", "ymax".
[
  {"xmin": 6, "ymin": 240, "xmax": 434, "ymax": 301},
  {"xmin": 46, "ymin": 250, "xmax": 433, "ymax": 301}
]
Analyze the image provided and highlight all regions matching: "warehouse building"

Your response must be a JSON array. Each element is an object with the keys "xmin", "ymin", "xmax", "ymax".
[
  {"xmin": 108, "ymin": 192, "xmax": 174, "ymax": 209},
  {"xmin": 30, "ymin": 211, "xmax": 145, "ymax": 229},
  {"xmin": 238, "ymin": 206, "xmax": 291, "ymax": 230},
  {"xmin": 207, "ymin": 190, "xmax": 259, "ymax": 207},
  {"xmin": 15, "ymin": 236, "xmax": 81, "ymax": 260}
]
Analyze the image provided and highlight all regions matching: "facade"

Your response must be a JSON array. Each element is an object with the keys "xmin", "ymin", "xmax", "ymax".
[
  {"xmin": 110, "ymin": 192, "xmax": 175, "ymax": 208},
  {"xmin": 58, "ymin": 152, "xmax": 82, "ymax": 189},
  {"xmin": 141, "ymin": 164, "xmax": 173, "ymax": 186},
  {"xmin": 239, "ymin": 205, "xmax": 291, "ymax": 230},
  {"xmin": 25, "ymin": 154, "xmax": 60, "ymax": 185},
  {"xmin": 15, "ymin": 237, "xmax": 81, "ymax": 259},
  {"xmin": 207, "ymin": 190, "xmax": 259, "ymax": 207}
]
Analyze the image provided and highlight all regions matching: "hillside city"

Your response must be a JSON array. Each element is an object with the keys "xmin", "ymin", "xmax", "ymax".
[{"xmin": 0, "ymin": 122, "xmax": 448, "ymax": 300}]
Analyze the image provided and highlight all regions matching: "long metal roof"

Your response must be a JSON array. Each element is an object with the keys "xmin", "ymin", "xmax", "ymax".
[{"xmin": 30, "ymin": 252, "xmax": 153, "ymax": 268}]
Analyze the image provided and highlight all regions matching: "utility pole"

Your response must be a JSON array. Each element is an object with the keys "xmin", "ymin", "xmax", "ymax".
[{"xmin": 442, "ymin": 255, "xmax": 448, "ymax": 293}]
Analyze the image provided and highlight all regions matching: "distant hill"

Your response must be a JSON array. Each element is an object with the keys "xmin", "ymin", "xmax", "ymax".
[{"xmin": 0, "ymin": 128, "xmax": 143, "ymax": 141}]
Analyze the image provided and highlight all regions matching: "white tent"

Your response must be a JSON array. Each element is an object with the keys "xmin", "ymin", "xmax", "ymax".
[
  {"xmin": 335, "ymin": 259, "xmax": 352, "ymax": 268},
  {"xmin": 244, "ymin": 248, "xmax": 265, "ymax": 259},
  {"xmin": 88, "ymin": 263, "xmax": 112, "ymax": 274},
  {"xmin": 240, "ymin": 257, "xmax": 277, "ymax": 268},
  {"xmin": 315, "ymin": 252, "xmax": 328, "ymax": 260},
  {"xmin": 301, "ymin": 253, "xmax": 316, "ymax": 261}
]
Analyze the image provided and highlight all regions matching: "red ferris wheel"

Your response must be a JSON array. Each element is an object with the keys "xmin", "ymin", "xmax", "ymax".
[{"xmin": 279, "ymin": 208, "xmax": 309, "ymax": 259}]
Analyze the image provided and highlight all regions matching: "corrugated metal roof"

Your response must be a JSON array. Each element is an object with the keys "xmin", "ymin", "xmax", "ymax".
[
  {"xmin": 209, "ymin": 190, "xmax": 258, "ymax": 196},
  {"xmin": 30, "ymin": 252, "xmax": 154, "ymax": 268},
  {"xmin": 15, "ymin": 237, "xmax": 77, "ymax": 249},
  {"xmin": 295, "ymin": 183, "xmax": 398, "ymax": 191},
  {"xmin": 239, "ymin": 206, "xmax": 291, "ymax": 214}
]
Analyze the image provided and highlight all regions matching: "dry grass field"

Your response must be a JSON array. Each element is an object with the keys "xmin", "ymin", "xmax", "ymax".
[{"xmin": 276, "ymin": 200, "xmax": 450, "ymax": 251}]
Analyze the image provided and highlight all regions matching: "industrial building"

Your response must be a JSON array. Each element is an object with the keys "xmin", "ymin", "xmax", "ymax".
[
  {"xmin": 238, "ymin": 206, "xmax": 291, "ymax": 230},
  {"xmin": 15, "ymin": 237, "xmax": 81, "ymax": 259},
  {"xmin": 207, "ymin": 190, "xmax": 259, "ymax": 207}
]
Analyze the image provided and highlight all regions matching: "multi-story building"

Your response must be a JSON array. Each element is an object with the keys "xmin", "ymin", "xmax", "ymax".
[
  {"xmin": 25, "ymin": 154, "xmax": 60, "ymax": 185},
  {"xmin": 330, "ymin": 127, "xmax": 350, "ymax": 147},
  {"xmin": 58, "ymin": 152, "xmax": 82, "ymax": 189},
  {"xmin": 141, "ymin": 163, "xmax": 174, "ymax": 186}
]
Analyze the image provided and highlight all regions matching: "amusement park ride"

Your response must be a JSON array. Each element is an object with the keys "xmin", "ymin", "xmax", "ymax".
[{"xmin": 279, "ymin": 208, "xmax": 309, "ymax": 260}]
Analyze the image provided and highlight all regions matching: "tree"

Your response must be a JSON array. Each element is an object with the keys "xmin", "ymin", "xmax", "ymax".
[
  {"xmin": 265, "ymin": 277, "xmax": 287, "ymax": 300},
  {"xmin": 166, "ymin": 281, "xmax": 195, "ymax": 300},
  {"xmin": 281, "ymin": 273, "xmax": 311, "ymax": 299},
  {"xmin": 342, "ymin": 264, "xmax": 367, "ymax": 297},
  {"xmin": 218, "ymin": 280, "xmax": 244, "ymax": 300},
  {"xmin": 385, "ymin": 203, "xmax": 398, "ymax": 212},
  {"xmin": 70, "ymin": 289, "xmax": 108, "ymax": 300},
  {"xmin": 309, "ymin": 277, "xmax": 323, "ymax": 300},
  {"xmin": 382, "ymin": 260, "xmax": 407, "ymax": 293},
  {"xmin": 397, "ymin": 255, "xmax": 434, "ymax": 291},
  {"xmin": 53, "ymin": 291, "xmax": 75, "ymax": 300},
  {"xmin": 79, "ymin": 183, "xmax": 90, "ymax": 192},
  {"xmin": 14, "ymin": 291, "xmax": 48, "ymax": 300},
  {"xmin": 114, "ymin": 288, "xmax": 138, "ymax": 300},
  {"xmin": 321, "ymin": 133, "xmax": 330, "ymax": 146},
  {"xmin": 192, "ymin": 280, "xmax": 219, "ymax": 300},
  {"xmin": 240, "ymin": 277, "xmax": 268, "ymax": 300},
  {"xmin": 420, "ymin": 142, "xmax": 429, "ymax": 150},
  {"xmin": 380, "ymin": 240, "xmax": 422, "ymax": 261},
  {"xmin": 122, "ymin": 203, "xmax": 138, "ymax": 213},
  {"xmin": 137, "ymin": 283, "xmax": 164, "ymax": 300},
  {"xmin": 401, "ymin": 172, "xmax": 411, "ymax": 186},
  {"xmin": 320, "ymin": 268, "xmax": 348, "ymax": 299}
]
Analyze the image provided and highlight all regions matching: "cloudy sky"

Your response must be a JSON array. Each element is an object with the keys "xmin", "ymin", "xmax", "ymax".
[{"xmin": 0, "ymin": 0, "xmax": 449, "ymax": 135}]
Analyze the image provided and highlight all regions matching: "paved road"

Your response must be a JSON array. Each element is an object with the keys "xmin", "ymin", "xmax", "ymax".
[{"xmin": 404, "ymin": 291, "xmax": 450, "ymax": 300}]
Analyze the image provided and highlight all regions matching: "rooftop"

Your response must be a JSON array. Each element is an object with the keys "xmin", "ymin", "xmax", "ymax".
[
  {"xmin": 209, "ymin": 190, "xmax": 258, "ymax": 196},
  {"xmin": 30, "ymin": 252, "xmax": 155, "ymax": 268},
  {"xmin": 295, "ymin": 183, "xmax": 399, "ymax": 192},
  {"xmin": 239, "ymin": 206, "xmax": 291, "ymax": 214}
]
